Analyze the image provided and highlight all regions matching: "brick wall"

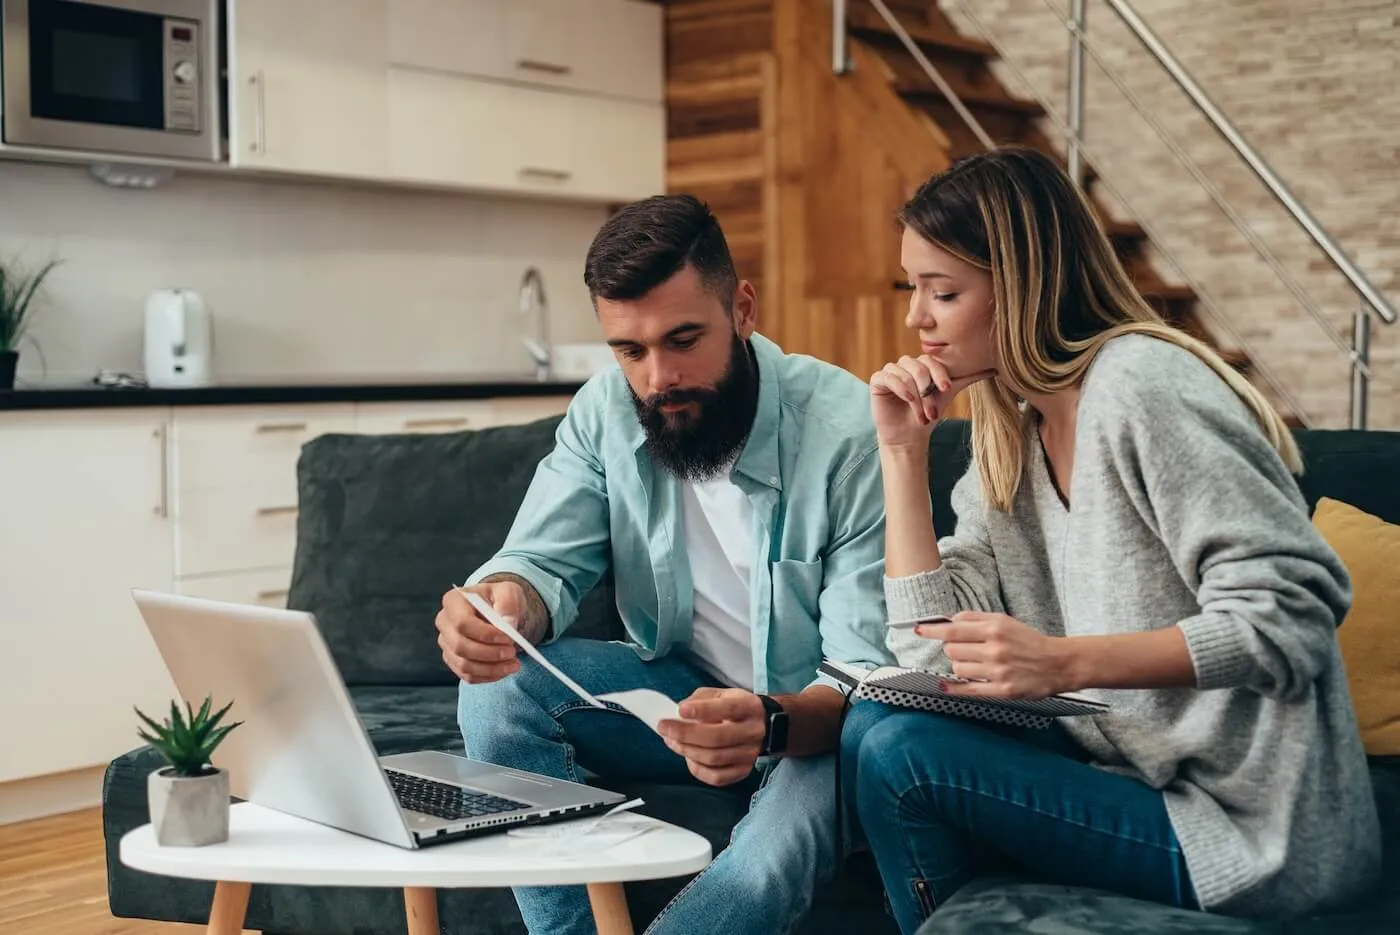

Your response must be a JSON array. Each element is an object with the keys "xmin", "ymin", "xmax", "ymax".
[{"xmin": 939, "ymin": 0, "xmax": 1399, "ymax": 429}]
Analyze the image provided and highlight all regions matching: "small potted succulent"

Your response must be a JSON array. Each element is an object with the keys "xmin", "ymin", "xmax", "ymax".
[
  {"xmin": 0, "ymin": 256, "xmax": 60, "ymax": 390},
  {"xmin": 136, "ymin": 695, "xmax": 242, "ymax": 846}
]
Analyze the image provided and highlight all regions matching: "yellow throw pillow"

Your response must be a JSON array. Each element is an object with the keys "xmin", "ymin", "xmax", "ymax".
[{"xmin": 1313, "ymin": 496, "xmax": 1400, "ymax": 757}]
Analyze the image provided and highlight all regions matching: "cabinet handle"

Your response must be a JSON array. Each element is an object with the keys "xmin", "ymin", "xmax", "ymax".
[
  {"xmin": 519, "ymin": 167, "xmax": 572, "ymax": 182},
  {"xmin": 153, "ymin": 425, "xmax": 169, "ymax": 518},
  {"xmin": 255, "ymin": 421, "xmax": 308, "ymax": 433},
  {"xmin": 256, "ymin": 588, "xmax": 290, "ymax": 601},
  {"xmin": 249, "ymin": 71, "xmax": 266, "ymax": 153},
  {"xmin": 516, "ymin": 58, "xmax": 572, "ymax": 76},
  {"xmin": 404, "ymin": 417, "xmax": 469, "ymax": 429},
  {"xmin": 256, "ymin": 505, "xmax": 299, "ymax": 517}
]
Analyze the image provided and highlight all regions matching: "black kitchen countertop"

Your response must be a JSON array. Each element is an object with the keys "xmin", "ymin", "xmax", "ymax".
[{"xmin": 0, "ymin": 375, "xmax": 588, "ymax": 411}]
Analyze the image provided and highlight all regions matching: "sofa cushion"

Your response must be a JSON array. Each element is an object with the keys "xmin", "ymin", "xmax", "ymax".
[
  {"xmin": 287, "ymin": 416, "xmax": 623, "ymax": 687},
  {"xmin": 1313, "ymin": 497, "xmax": 1400, "ymax": 756},
  {"xmin": 350, "ymin": 685, "xmax": 467, "ymax": 756}
]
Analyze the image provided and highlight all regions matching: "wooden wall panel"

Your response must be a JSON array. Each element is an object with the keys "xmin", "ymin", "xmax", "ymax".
[
  {"xmin": 664, "ymin": 0, "xmax": 955, "ymax": 385},
  {"xmin": 666, "ymin": 48, "xmax": 771, "ymax": 332},
  {"xmin": 664, "ymin": 0, "xmax": 774, "ymax": 76}
]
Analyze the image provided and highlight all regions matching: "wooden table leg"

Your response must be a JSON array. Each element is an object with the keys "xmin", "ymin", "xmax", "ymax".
[
  {"xmin": 404, "ymin": 886, "xmax": 440, "ymax": 935},
  {"xmin": 587, "ymin": 882, "xmax": 633, "ymax": 935},
  {"xmin": 207, "ymin": 881, "xmax": 251, "ymax": 935}
]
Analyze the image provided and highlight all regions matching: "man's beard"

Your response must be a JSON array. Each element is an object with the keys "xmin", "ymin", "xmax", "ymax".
[{"xmin": 630, "ymin": 334, "xmax": 759, "ymax": 482}]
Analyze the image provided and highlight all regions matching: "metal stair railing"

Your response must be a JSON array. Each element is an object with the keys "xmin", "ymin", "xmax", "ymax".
[{"xmin": 834, "ymin": 0, "xmax": 1396, "ymax": 429}]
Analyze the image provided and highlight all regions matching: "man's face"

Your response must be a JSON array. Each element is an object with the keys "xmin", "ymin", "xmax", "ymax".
[{"xmin": 596, "ymin": 265, "xmax": 760, "ymax": 481}]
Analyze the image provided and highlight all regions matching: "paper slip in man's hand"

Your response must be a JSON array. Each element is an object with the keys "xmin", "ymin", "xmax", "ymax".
[
  {"xmin": 598, "ymin": 689, "xmax": 685, "ymax": 735},
  {"xmin": 460, "ymin": 589, "xmax": 605, "ymax": 709}
]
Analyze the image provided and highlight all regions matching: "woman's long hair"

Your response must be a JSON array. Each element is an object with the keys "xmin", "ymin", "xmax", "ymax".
[{"xmin": 898, "ymin": 147, "xmax": 1301, "ymax": 512}]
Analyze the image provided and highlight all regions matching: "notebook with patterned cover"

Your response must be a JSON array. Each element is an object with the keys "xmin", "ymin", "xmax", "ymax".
[{"xmin": 820, "ymin": 660, "xmax": 1110, "ymax": 730}]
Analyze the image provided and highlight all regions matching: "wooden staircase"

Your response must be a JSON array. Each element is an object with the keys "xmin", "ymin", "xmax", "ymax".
[
  {"xmin": 661, "ymin": 0, "xmax": 1260, "ymax": 400},
  {"xmin": 846, "ymin": 0, "xmax": 1256, "ymax": 377}
]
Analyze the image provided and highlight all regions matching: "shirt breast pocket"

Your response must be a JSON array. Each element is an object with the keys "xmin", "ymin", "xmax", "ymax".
[{"xmin": 770, "ymin": 558, "xmax": 824, "ymax": 624}]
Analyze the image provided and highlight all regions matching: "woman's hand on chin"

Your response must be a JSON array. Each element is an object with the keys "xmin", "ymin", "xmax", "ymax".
[{"xmin": 870, "ymin": 356, "xmax": 994, "ymax": 450}]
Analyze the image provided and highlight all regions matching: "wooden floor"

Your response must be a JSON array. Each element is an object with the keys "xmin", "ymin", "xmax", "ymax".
[{"xmin": 0, "ymin": 807, "xmax": 256, "ymax": 935}]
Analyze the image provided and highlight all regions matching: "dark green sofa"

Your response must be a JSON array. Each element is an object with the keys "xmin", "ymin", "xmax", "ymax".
[{"xmin": 103, "ymin": 417, "xmax": 1400, "ymax": 934}]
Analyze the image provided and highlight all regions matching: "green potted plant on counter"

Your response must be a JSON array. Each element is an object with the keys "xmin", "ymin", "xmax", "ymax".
[
  {"xmin": 137, "ymin": 695, "xmax": 242, "ymax": 846},
  {"xmin": 0, "ymin": 256, "xmax": 60, "ymax": 390}
]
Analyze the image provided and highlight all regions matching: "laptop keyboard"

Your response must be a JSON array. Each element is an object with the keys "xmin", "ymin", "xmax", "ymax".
[{"xmin": 386, "ymin": 769, "xmax": 530, "ymax": 822}]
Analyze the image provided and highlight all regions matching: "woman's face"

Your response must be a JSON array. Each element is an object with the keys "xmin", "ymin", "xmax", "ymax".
[{"xmin": 900, "ymin": 227, "xmax": 998, "ymax": 379}]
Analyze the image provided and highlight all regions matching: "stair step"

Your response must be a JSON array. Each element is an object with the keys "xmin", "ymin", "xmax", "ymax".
[
  {"xmin": 1214, "ymin": 346, "xmax": 1252, "ymax": 372},
  {"xmin": 847, "ymin": 5, "xmax": 997, "ymax": 60},
  {"xmin": 1101, "ymin": 218, "xmax": 1147, "ymax": 243},
  {"xmin": 893, "ymin": 80, "xmax": 1044, "ymax": 116},
  {"xmin": 1137, "ymin": 283, "xmax": 1196, "ymax": 303}
]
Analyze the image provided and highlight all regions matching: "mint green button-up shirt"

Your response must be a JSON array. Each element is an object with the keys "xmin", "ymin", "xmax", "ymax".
[{"xmin": 466, "ymin": 333, "xmax": 893, "ymax": 695}]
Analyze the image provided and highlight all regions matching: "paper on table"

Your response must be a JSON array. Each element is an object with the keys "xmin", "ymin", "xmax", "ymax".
[
  {"xmin": 506, "ymin": 812, "xmax": 660, "ymax": 856},
  {"xmin": 597, "ymin": 688, "xmax": 683, "ymax": 735},
  {"xmin": 459, "ymin": 588, "xmax": 605, "ymax": 709}
]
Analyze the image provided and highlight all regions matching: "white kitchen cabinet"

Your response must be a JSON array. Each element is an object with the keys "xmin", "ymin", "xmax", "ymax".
[
  {"xmin": 352, "ymin": 396, "xmax": 572, "ymax": 434},
  {"xmin": 353, "ymin": 400, "xmax": 500, "ymax": 436},
  {"xmin": 178, "ymin": 568, "xmax": 292, "ymax": 609},
  {"xmin": 565, "ymin": 95, "xmax": 669, "ymax": 205},
  {"xmin": 389, "ymin": 0, "xmax": 663, "ymax": 104},
  {"xmin": 172, "ymin": 404, "xmax": 357, "ymax": 497},
  {"xmin": 0, "ymin": 391, "xmax": 577, "ymax": 803},
  {"xmin": 176, "ymin": 484, "xmax": 302, "ymax": 578},
  {"xmin": 227, "ymin": 0, "xmax": 391, "ymax": 181},
  {"xmin": 491, "ymin": 395, "xmax": 573, "ymax": 426},
  {"xmin": 387, "ymin": 68, "xmax": 571, "ymax": 195},
  {"xmin": 386, "ymin": 68, "xmax": 665, "ymax": 202},
  {"xmin": 221, "ymin": 0, "xmax": 662, "ymax": 201},
  {"xmin": 0, "ymin": 410, "xmax": 177, "ymax": 783},
  {"xmin": 169, "ymin": 404, "xmax": 354, "ymax": 591}
]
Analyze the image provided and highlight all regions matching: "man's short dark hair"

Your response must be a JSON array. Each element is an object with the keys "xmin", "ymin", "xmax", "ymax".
[{"xmin": 584, "ymin": 194, "xmax": 739, "ymax": 309}]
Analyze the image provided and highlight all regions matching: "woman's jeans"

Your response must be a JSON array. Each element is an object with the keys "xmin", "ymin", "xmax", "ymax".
[{"xmin": 840, "ymin": 702, "xmax": 1198, "ymax": 935}]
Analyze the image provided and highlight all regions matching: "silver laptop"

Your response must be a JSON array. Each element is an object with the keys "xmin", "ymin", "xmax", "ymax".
[{"xmin": 132, "ymin": 589, "xmax": 626, "ymax": 849}]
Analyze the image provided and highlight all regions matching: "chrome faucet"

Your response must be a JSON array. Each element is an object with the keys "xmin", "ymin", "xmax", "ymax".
[{"xmin": 518, "ymin": 266, "xmax": 551, "ymax": 382}]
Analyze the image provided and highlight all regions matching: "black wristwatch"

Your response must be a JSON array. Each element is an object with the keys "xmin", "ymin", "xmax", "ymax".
[{"xmin": 757, "ymin": 694, "xmax": 789, "ymax": 756}]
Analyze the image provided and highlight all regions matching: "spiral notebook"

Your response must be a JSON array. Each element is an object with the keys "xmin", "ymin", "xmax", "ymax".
[{"xmin": 820, "ymin": 660, "xmax": 1110, "ymax": 730}]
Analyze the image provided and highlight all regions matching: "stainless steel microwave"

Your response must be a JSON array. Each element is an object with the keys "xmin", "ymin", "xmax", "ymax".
[{"xmin": 1, "ymin": 0, "xmax": 220, "ymax": 161}]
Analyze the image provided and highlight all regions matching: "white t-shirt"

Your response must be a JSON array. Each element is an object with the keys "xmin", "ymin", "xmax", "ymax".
[{"xmin": 681, "ymin": 469, "xmax": 756, "ymax": 690}]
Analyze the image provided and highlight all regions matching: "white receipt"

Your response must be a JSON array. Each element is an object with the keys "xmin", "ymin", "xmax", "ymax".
[
  {"xmin": 459, "ymin": 588, "xmax": 605, "ymax": 709},
  {"xmin": 597, "ymin": 689, "xmax": 683, "ymax": 735},
  {"xmin": 506, "ymin": 812, "xmax": 659, "ymax": 856}
]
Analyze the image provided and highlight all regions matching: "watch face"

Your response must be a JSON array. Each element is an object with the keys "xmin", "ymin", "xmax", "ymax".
[{"xmin": 769, "ymin": 712, "xmax": 789, "ymax": 754}]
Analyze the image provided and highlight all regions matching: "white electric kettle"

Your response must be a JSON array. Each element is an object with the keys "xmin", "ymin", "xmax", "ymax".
[{"xmin": 144, "ymin": 289, "xmax": 214, "ymax": 388}]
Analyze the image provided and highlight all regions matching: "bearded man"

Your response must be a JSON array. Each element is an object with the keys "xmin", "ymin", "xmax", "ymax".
[{"xmin": 438, "ymin": 193, "xmax": 892, "ymax": 935}]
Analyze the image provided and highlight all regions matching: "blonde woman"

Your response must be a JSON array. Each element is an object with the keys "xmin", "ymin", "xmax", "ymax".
[{"xmin": 840, "ymin": 147, "xmax": 1380, "ymax": 933}]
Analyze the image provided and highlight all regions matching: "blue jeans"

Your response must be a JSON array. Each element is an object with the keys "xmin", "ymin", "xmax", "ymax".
[
  {"xmin": 840, "ymin": 702, "xmax": 1198, "ymax": 935},
  {"xmin": 458, "ymin": 637, "xmax": 844, "ymax": 935}
]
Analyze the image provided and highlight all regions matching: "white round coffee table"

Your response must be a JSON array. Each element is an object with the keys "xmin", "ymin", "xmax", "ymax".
[{"xmin": 120, "ymin": 800, "xmax": 712, "ymax": 935}]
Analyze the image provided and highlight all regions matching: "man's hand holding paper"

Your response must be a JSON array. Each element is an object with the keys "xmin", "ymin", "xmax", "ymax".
[
  {"xmin": 657, "ymin": 687, "xmax": 767, "ymax": 788},
  {"xmin": 436, "ymin": 581, "xmax": 528, "ymax": 684}
]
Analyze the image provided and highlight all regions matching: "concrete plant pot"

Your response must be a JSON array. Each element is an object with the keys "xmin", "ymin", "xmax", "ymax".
[{"xmin": 147, "ymin": 767, "xmax": 230, "ymax": 846}]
